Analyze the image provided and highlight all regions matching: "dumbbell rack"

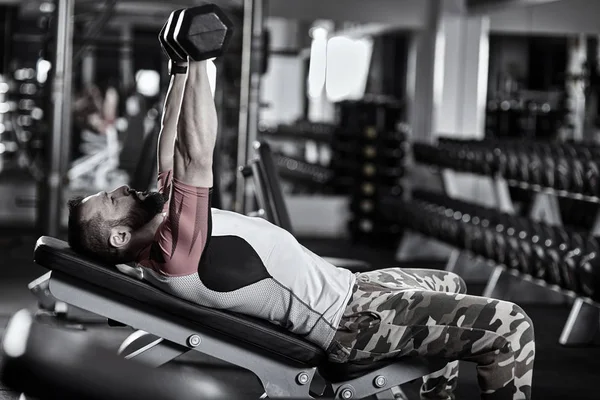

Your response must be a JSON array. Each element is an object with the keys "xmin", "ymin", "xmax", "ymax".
[
  {"xmin": 420, "ymin": 167, "xmax": 600, "ymax": 346},
  {"xmin": 489, "ymin": 175, "xmax": 600, "ymax": 346}
]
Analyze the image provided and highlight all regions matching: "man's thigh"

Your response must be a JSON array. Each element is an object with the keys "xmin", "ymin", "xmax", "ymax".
[
  {"xmin": 338, "ymin": 288, "xmax": 528, "ymax": 361},
  {"xmin": 358, "ymin": 267, "xmax": 465, "ymax": 293}
]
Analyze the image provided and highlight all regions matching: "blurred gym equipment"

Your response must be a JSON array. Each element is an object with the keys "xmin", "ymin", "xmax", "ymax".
[
  {"xmin": 407, "ymin": 136, "xmax": 600, "ymax": 347},
  {"xmin": 241, "ymin": 140, "xmax": 372, "ymax": 272},
  {"xmin": 0, "ymin": 309, "xmax": 239, "ymax": 400}
]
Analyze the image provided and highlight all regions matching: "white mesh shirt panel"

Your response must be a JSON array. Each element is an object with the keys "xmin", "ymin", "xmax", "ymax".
[{"xmin": 142, "ymin": 269, "xmax": 339, "ymax": 347}]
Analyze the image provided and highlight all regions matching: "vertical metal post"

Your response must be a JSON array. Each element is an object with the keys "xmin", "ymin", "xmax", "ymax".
[
  {"xmin": 408, "ymin": 0, "xmax": 442, "ymax": 144},
  {"xmin": 120, "ymin": 23, "xmax": 134, "ymax": 91},
  {"xmin": 40, "ymin": 0, "xmax": 74, "ymax": 236},
  {"xmin": 81, "ymin": 48, "xmax": 96, "ymax": 87},
  {"xmin": 235, "ymin": 0, "xmax": 265, "ymax": 214}
]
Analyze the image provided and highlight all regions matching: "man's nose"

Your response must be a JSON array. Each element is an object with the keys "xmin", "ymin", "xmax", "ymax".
[{"xmin": 110, "ymin": 186, "xmax": 130, "ymax": 197}]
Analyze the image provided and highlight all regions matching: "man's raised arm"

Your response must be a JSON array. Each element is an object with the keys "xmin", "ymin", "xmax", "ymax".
[
  {"xmin": 157, "ymin": 74, "xmax": 185, "ymax": 174},
  {"xmin": 173, "ymin": 61, "xmax": 217, "ymax": 188}
]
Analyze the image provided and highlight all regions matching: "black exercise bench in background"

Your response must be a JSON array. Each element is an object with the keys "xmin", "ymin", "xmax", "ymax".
[{"xmin": 240, "ymin": 140, "xmax": 373, "ymax": 272}]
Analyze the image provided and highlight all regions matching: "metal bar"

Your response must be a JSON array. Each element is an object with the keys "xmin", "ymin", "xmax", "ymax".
[
  {"xmin": 482, "ymin": 265, "xmax": 510, "ymax": 298},
  {"xmin": 235, "ymin": 0, "xmax": 265, "ymax": 214},
  {"xmin": 119, "ymin": 23, "xmax": 134, "ymax": 91},
  {"xmin": 466, "ymin": 0, "xmax": 562, "ymax": 14},
  {"xmin": 39, "ymin": 0, "xmax": 75, "ymax": 237},
  {"xmin": 409, "ymin": 0, "xmax": 442, "ymax": 144},
  {"xmin": 559, "ymin": 297, "xmax": 600, "ymax": 346},
  {"xmin": 444, "ymin": 249, "xmax": 461, "ymax": 272}
]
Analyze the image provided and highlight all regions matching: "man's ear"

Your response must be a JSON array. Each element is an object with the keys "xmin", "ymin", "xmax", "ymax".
[{"xmin": 109, "ymin": 226, "xmax": 132, "ymax": 249}]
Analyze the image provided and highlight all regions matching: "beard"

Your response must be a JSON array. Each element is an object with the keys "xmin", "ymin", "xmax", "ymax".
[
  {"xmin": 136, "ymin": 189, "xmax": 167, "ymax": 216},
  {"xmin": 122, "ymin": 189, "xmax": 167, "ymax": 230}
]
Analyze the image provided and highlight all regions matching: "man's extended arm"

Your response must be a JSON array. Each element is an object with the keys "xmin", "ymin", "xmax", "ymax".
[
  {"xmin": 157, "ymin": 74, "xmax": 186, "ymax": 174},
  {"xmin": 173, "ymin": 61, "xmax": 217, "ymax": 188}
]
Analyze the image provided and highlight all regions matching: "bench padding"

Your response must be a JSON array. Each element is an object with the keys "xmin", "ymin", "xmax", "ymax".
[{"xmin": 34, "ymin": 236, "xmax": 325, "ymax": 366}]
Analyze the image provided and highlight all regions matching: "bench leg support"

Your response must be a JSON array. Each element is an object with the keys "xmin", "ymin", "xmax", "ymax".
[
  {"xmin": 119, "ymin": 330, "xmax": 189, "ymax": 367},
  {"xmin": 482, "ymin": 265, "xmax": 511, "ymax": 299},
  {"xmin": 559, "ymin": 298, "xmax": 600, "ymax": 346}
]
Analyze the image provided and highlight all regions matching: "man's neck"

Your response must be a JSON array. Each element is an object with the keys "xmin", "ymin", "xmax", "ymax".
[{"xmin": 126, "ymin": 213, "xmax": 166, "ymax": 258}]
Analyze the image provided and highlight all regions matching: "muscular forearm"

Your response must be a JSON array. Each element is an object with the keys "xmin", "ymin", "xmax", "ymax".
[
  {"xmin": 157, "ymin": 74, "xmax": 186, "ymax": 173},
  {"xmin": 175, "ymin": 61, "xmax": 218, "ymax": 169}
]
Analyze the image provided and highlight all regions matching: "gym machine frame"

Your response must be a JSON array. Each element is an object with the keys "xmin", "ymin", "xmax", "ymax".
[{"xmin": 401, "ymin": 163, "xmax": 600, "ymax": 346}]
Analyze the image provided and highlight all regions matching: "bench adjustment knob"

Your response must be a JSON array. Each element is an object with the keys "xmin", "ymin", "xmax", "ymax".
[
  {"xmin": 296, "ymin": 372, "xmax": 310, "ymax": 385},
  {"xmin": 374, "ymin": 375, "xmax": 386, "ymax": 388},
  {"xmin": 339, "ymin": 386, "xmax": 354, "ymax": 399},
  {"xmin": 187, "ymin": 334, "xmax": 201, "ymax": 347}
]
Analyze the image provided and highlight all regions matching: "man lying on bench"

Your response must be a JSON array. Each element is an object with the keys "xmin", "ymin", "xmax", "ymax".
[{"xmin": 63, "ymin": 7, "xmax": 535, "ymax": 400}]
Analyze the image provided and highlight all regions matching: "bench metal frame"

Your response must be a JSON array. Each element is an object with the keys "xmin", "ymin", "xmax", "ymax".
[{"xmin": 40, "ymin": 271, "xmax": 443, "ymax": 399}]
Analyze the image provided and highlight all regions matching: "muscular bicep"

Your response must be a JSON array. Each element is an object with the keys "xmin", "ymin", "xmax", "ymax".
[{"xmin": 155, "ymin": 179, "xmax": 211, "ymax": 276}]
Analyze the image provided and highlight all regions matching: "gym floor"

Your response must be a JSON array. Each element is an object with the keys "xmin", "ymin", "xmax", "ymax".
[{"xmin": 0, "ymin": 234, "xmax": 599, "ymax": 399}]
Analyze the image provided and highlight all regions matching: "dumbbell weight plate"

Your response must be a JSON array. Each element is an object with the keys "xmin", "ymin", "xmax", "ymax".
[
  {"xmin": 504, "ymin": 227, "xmax": 521, "ymax": 271},
  {"xmin": 493, "ymin": 148, "xmax": 507, "ymax": 177},
  {"xmin": 493, "ymin": 224, "xmax": 508, "ymax": 265},
  {"xmin": 517, "ymin": 151, "xmax": 530, "ymax": 183},
  {"xmin": 470, "ymin": 222, "xmax": 488, "ymax": 258},
  {"xmin": 555, "ymin": 157, "xmax": 571, "ymax": 191},
  {"xmin": 562, "ymin": 233, "xmax": 593, "ymax": 292},
  {"xmin": 562, "ymin": 248, "xmax": 582, "ymax": 292},
  {"xmin": 506, "ymin": 152, "xmax": 521, "ymax": 180},
  {"xmin": 159, "ymin": 9, "xmax": 187, "ymax": 62},
  {"xmin": 585, "ymin": 160, "xmax": 600, "ymax": 197},
  {"xmin": 517, "ymin": 229, "xmax": 533, "ymax": 275},
  {"xmin": 542, "ymin": 155, "xmax": 556, "ymax": 188},
  {"xmin": 571, "ymin": 158, "xmax": 585, "ymax": 195},
  {"xmin": 540, "ymin": 225, "xmax": 563, "ymax": 285},
  {"xmin": 175, "ymin": 4, "xmax": 234, "ymax": 61},
  {"xmin": 528, "ymin": 150, "xmax": 543, "ymax": 185},
  {"xmin": 530, "ymin": 233, "xmax": 547, "ymax": 279}
]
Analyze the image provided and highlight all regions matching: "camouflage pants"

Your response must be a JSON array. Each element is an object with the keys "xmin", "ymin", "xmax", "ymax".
[{"xmin": 327, "ymin": 268, "xmax": 535, "ymax": 400}]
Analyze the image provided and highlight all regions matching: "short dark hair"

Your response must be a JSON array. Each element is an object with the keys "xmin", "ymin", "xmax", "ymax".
[{"xmin": 67, "ymin": 196, "xmax": 131, "ymax": 264}]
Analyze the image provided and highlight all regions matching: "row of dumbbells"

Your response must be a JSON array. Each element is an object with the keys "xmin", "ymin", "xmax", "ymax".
[
  {"xmin": 414, "ymin": 138, "xmax": 600, "ymax": 197},
  {"xmin": 395, "ymin": 191, "xmax": 600, "ymax": 301}
]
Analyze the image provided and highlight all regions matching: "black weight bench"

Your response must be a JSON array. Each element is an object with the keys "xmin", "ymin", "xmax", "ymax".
[{"xmin": 31, "ymin": 236, "xmax": 445, "ymax": 399}]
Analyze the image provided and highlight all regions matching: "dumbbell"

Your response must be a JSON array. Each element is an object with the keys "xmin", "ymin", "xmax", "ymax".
[
  {"xmin": 159, "ymin": 4, "xmax": 233, "ymax": 65},
  {"xmin": 541, "ymin": 148, "xmax": 556, "ymax": 188},
  {"xmin": 528, "ymin": 147, "xmax": 544, "ymax": 185},
  {"xmin": 546, "ymin": 226, "xmax": 573, "ymax": 286},
  {"xmin": 584, "ymin": 160, "xmax": 600, "ymax": 198},
  {"xmin": 503, "ymin": 224, "xmax": 523, "ymax": 271},
  {"xmin": 517, "ymin": 150, "xmax": 531, "ymax": 183},
  {"xmin": 579, "ymin": 237, "xmax": 600, "ymax": 300},
  {"xmin": 560, "ymin": 231, "xmax": 586, "ymax": 292},
  {"xmin": 515, "ymin": 219, "xmax": 535, "ymax": 275},
  {"xmin": 505, "ymin": 151, "xmax": 521, "ymax": 181},
  {"xmin": 555, "ymin": 154, "xmax": 572, "ymax": 192},
  {"xmin": 529, "ymin": 224, "xmax": 548, "ymax": 279},
  {"xmin": 565, "ymin": 147, "xmax": 586, "ymax": 194}
]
